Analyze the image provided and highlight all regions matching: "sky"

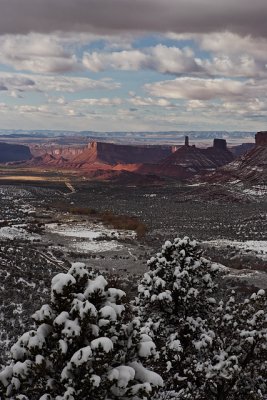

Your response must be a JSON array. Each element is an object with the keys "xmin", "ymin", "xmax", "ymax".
[{"xmin": 0, "ymin": 0, "xmax": 267, "ymax": 132}]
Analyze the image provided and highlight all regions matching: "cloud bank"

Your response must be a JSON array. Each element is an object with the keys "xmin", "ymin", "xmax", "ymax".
[{"xmin": 1, "ymin": 0, "xmax": 267, "ymax": 38}]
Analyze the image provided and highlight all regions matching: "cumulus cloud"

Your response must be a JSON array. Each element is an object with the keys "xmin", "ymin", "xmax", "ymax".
[
  {"xmin": 198, "ymin": 56, "xmax": 263, "ymax": 78},
  {"xmin": 74, "ymin": 97, "xmax": 122, "ymax": 106},
  {"xmin": 128, "ymin": 96, "xmax": 172, "ymax": 107},
  {"xmin": 82, "ymin": 40, "xmax": 267, "ymax": 79},
  {"xmin": 10, "ymin": 90, "xmax": 23, "ymax": 98},
  {"xmin": 0, "ymin": 33, "xmax": 80, "ymax": 73},
  {"xmin": 83, "ymin": 50, "xmax": 147, "ymax": 72},
  {"xmin": 199, "ymin": 32, "xmax": 267, "ymax": 60},
  {"xmin": 0, "ymin": 75, "xmax": 35, "ymax": 91},
  {"xmin": 0, "ymin": 31, "xmax": 266, "ymax": 80},
  {"xmin": 0, "ymin": 0, "xmax": 267, "ymax": 38},
  {"xmin": 0, "ymin": 72, "xmax": 120, "ymax": 93},
  {"xmin": 191, "ymin": 32, "xmax": 267, "ymax": 78},
  {"xmin": 186, "ymin": 99, "xmax": 207, "ymax": 110},
  {"xmin": 18, "ymin": 105, "xmax": 48, "ymax": 114},
  {"xmin": 220, "ymin": 98, "xmax": 267, "ymax": 116},
  {"xmin": 0, "ymin": 102, "xmax": 9, "ymax": 112},
  {"xmin": 145, "ymin": 77, "xmax": 243, "ymax": 100},
  {"xmin": 186, "ymin": 97, "xmax": 267, "ymax": 122},
  {"xmin": 14, "ymin": 97, "xmax": 124, "ymax": 121},
  {"xmin": 0, "ymin": 32, "xmax": 138, "ymax": 74},
  {"xmin": 83, "ymin": 45, "xmax": 200, "ymax": 74},
  {"xmin": 16, "ymin": 103, "xmax": 84, "ymax": 118},
  {"xmin": 145, "ymin": 77, "xmax": 261, "ymax": 101}
]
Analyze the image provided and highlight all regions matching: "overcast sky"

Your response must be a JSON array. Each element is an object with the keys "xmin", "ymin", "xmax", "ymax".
[{"xmin": 0, "ymin": 0, "xmax": 267, "ymax": 131}]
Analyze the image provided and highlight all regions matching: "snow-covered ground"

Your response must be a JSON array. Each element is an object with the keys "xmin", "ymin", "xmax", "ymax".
[
  {"xmin": 0, "ymin": 225, "xmax": 40, "ymax": 241},
  {"xmin": 202, "ymin": 239, "xmax": 267, "ymax": 261},
  {"xmin": 45, "ymin": 222, "xmax": 135, "ymax": 253},
  {"xmin": 243, "ymin": 185, "xmax": 267, "ymax": 197}
]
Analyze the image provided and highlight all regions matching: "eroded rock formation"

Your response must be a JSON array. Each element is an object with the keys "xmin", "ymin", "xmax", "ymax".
[
  {"xmin": 28, "ymin": 138, "xmax": 236, "ymax": 181},
  {"xmin": 255, "ymin": 131, "xmax": 267, "ymax": 146}
]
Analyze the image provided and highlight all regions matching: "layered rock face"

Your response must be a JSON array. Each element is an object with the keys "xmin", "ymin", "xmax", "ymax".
[
  {"xmin": 218, "ymin": 147, "xmax": 267, "ymax": 184},
  {"xmin": 255, "ymin": 131, "xmax": 267, "ymax": 146},
  {"xmin": 52, "ymin": 147, "xmax": 85, "ymax": 158},
  {"xmin": 70, "ymin": 141, "xmax": 172, "ymax": 166},
  {"xmin": 30, "ymin": 145, "xmax": 85, "ymax": 158},
  {"xmin": 0, "ymin": 142, "xmax": 32, "ymax": 163}
]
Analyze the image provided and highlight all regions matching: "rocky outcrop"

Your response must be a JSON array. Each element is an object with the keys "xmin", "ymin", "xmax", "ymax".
[
  {"xmin": 210, "ymin": 134, "xmax": 267, "ymax": 184},
  {"xmin": 203, "ymin": 139, "xmax": 234, "ymax": 167},
  {"xmin": 213, "ymin": 138, "xmax": 227, "ymax": 150},
  {"xmin": 33, "ymin": 153, "xmax": 70, "ymax": 167},
  {"xmin": 0, "ymin": 142, "xmax": 32, "ymax": 163},
  {"xmin": 161, "ymin": 145, "xmax": 216, "ymax": 172},
  {"xmin": 146, "ymin": 138, "xmax": 234, "ymax": 178},
  {"xmin": 255, "ymin": 131, "xmax": 267, "ymax": 146},
  {"xmin": 52, "ymin": 147, "xmax": 85, "ymax": 158}
]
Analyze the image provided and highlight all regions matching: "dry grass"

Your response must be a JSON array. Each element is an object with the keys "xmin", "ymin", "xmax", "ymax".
[
  {"xmin": 62, "ymin": 205, "xmax": 148, "ymax": 238},
  {"xmin": 101, "ymin": 211, "xmax": 148, "ymax": 237}
]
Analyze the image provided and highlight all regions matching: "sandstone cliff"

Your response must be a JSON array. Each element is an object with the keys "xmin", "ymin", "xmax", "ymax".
[{"xmin": 70, "ymin": 141, "xmax": 172, "ymax": 166}]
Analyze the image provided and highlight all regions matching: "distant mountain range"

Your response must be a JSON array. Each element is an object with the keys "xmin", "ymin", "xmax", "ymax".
[{"xmin": 0, "ymin": 129, "xmax": 256, "ymax": 145}]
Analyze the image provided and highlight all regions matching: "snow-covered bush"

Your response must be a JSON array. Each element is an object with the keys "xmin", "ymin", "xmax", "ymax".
[
  {"xmin": 0, "ymin": 263, "xmax": 162, "ymax": 399},
  {"xmin": 195, "ymin": 289, "xmax": 267, "ymax": 400},
  {"xmin": 136, "ymin": 237, "xmax": 219, "ymax": 378},
  {"xmin": 136, "ymin": 237, "xmax": 267, "ymax": 400}
]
